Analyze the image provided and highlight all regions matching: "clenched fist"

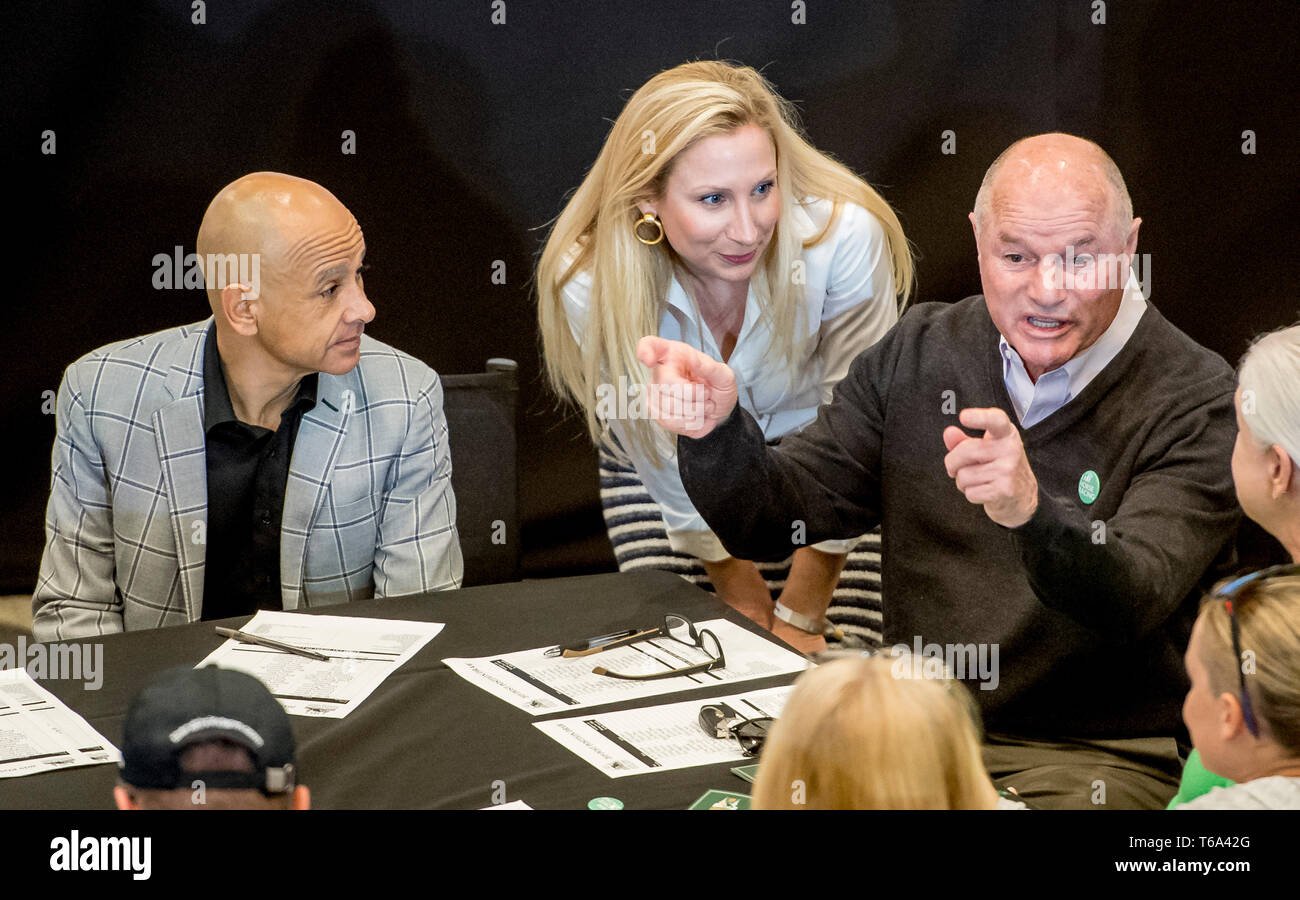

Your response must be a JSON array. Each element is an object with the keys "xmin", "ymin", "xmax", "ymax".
[
  {"xmin": 636, "ymin": 336, "xmax": 739, "ymax": 439},
  {"xmin": 942, "ymin": 407, "xmax": 1039, "ymax": 528}
]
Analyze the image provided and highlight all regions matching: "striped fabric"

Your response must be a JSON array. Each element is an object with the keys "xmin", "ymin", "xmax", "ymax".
[{"xmin": 598, "ymin": 438, "xmax": 883, "ymax": 648}]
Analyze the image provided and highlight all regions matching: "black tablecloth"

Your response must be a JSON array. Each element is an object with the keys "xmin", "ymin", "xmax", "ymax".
[{"xmin": 1, "ymin": 570, "xmax": 804, "ymax": 809}]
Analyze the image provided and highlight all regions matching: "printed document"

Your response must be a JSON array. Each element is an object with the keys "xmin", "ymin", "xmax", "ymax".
[
  {"xmin": 534, "ymin": 685, "xmax": 794, "ymax": 777},
  {"xmin": 444, "ymin": 619, "xmax": 806, "ymax": 715},
  {"xmin": 197, "ymin": 611, "xmax": 443, "ymax": 718},
  {"xmin": 0, "ymin": 669, "xmax": 119, "ymax": 777}
]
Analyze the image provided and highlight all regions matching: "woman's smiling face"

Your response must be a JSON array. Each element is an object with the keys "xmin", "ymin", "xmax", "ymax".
[{"xmin": 641, "ymin": 124, "xmax": 781, "ymax": 295}]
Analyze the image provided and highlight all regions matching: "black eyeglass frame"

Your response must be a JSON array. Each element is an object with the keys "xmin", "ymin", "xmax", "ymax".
[{"xmin": 591, "ymin": 614, "xmax": 726, "ymax": 681}]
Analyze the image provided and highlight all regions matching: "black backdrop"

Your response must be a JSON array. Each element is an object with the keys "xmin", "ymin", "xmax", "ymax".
[{"xmin": 3, "ymin": 0, "xmax": 1295, "ymax": 593}]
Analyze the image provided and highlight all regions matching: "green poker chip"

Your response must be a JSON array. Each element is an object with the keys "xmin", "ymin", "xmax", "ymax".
[{"xmin": 588, "ymin": 796, "xmax": 624, "ymax": 810}]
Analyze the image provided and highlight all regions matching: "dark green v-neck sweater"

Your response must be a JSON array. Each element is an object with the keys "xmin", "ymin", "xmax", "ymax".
[{"xmin": 679, "ymin": 296, "xmax": 1241, "ymax": 739}]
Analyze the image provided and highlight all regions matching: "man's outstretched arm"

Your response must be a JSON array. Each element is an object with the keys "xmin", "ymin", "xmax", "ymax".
[{"xmin": 639, "ymin": 335, "xmax": 887, "ymax": 564}]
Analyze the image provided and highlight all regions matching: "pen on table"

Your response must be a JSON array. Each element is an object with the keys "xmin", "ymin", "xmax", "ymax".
[
  {"xmin": 214, "ymin": 626, "xmax": 331, "ymax": 662},
  {"xmin": 544, "ymin": 628, "xmax": 641, "ymax": 658}
]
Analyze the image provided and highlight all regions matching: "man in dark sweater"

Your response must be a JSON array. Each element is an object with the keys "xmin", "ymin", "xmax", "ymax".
[{"xmin": 636, "ymin": 134, "xmax": 1240, "ymax": 809}]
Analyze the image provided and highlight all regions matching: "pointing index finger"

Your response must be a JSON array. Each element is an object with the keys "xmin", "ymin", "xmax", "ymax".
[{"xmin": 959, "ymin": 406, "xmax": 1015, "ymax": 439}]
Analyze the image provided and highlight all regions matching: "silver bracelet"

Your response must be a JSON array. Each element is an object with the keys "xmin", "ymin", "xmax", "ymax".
[{"xmin": 773, "ymin": 601, "xmax": 841, "ymax": 639}]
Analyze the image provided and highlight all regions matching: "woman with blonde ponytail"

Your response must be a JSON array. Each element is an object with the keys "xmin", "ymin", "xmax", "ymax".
[{"xmin": 537, "ymin": 61, "xmax": 913, "ymax": 652}]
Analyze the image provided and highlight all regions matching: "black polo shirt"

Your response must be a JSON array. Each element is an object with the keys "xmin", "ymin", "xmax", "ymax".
[{"xmin": 201, "ymin": 323, "xmax": 318, "ymax": 620}]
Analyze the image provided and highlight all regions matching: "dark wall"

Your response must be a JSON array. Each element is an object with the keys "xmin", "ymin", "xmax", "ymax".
[{"xmin": 4, "ymin": 0, "xmax": 1295, "ymax": 591}]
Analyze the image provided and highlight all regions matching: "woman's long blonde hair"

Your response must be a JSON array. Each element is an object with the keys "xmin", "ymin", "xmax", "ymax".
[
  {"xmin": 537, "ymin": 60, "xmax": 913, "ymax": 463},
  {"xmin": 752, "ymin": 656, "xmax": 998, "ymax": 810},
  {"xmin": 1197, "ymin": 575, "xmax": 1300, "ymax": 754}
]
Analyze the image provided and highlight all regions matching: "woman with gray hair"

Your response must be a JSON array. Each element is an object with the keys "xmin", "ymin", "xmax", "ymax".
[{"xmin": 1232, "ymin": 324, "xmax": 1300, "ymax": 561}]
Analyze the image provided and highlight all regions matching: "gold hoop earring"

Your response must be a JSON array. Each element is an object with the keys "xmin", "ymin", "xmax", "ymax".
[{"xmin": 634, "ymin": 213, "xmax": 664, "ymax": 246}]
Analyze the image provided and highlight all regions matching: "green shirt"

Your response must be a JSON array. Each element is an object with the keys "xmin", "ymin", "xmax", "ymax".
[{"xmin": 1167, "ymin": 749, "xmax": 1234, "ymax": 809}]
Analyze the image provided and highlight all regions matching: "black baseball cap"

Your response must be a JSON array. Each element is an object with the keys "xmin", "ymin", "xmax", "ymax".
[{"xmin": 119, "ymin": 666, "xmax": 296, "ymax": 794}]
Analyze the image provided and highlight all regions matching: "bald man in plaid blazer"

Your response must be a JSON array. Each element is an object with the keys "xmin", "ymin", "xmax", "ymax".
[{"xmin": 33, "ymin": 174, "xmax": 462, "ymax": 640}]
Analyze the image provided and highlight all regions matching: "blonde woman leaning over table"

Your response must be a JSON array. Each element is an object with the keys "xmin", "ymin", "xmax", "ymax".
[{"xmin": 537, "ymin": 60, "xmax": 913, "ymax": 655}]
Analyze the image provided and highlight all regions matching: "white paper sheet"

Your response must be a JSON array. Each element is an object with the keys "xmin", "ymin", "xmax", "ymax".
[
  {"xmin": 0, "ymin": 669, "xmax": 120, "ymax": 778},
  {"xmin": 534, "ymin": 685, "xmax": 793, "ymax": 778},
  {"xmin": 444, "ymin": 619, "xmax": 807, "ymax": 715},
  {"xmin": 196, "ymin": 611, "xmax": 444, "ymax": 718}
]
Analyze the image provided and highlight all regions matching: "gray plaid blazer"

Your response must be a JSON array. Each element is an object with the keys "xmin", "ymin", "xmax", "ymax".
[{"xmin": 33, "ymin": 319, "xmax": 463, "ymax": 640}]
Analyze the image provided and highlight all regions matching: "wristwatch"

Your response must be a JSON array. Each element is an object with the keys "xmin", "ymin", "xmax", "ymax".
[{"xmin": 773, "ymin": 601, "xmax": 842, "ymax": 640}]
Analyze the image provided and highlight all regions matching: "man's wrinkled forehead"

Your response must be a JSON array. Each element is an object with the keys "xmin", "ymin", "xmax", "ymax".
[{"xmin": 281, "ymin": 214, "xmax": 365, "ymax": 282}]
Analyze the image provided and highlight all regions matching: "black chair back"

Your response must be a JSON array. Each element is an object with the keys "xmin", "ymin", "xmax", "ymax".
[{"xmin": 441, "ymin": 359, "xmax": 520, "ymax": 586}]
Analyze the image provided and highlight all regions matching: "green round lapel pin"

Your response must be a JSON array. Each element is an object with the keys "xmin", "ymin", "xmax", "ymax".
[{"xmin": 1078, "ymin": 470, "xmax": 1100, "ymax": 504}]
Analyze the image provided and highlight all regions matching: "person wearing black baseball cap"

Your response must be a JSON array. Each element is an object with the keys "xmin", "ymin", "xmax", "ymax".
[{"xmin": 114, "ymin": 666, "xmax": 310, "ymax": 810}]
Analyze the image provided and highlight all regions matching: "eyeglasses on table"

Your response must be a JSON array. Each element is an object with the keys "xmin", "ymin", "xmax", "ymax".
[{"xmin": 590, "ymin": 613, "xmax": 726, "ymax": 681}]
